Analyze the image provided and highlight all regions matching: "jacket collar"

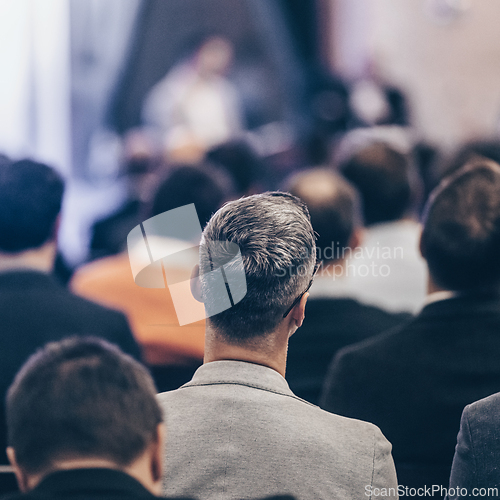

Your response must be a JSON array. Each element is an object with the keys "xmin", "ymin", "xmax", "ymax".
[
  {"xmin": 182, "ymin": 360, "xmax": 296, "ymax": 399},
  {"xmin": 31, "ymin": 468, "xmax": 157, "ymax": 497},
  {"xmin": 419, "ymin": 290, "xmax": 500, "ymax": 319}
]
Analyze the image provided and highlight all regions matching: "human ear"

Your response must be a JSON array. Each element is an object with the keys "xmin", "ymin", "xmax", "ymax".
[
  {"xmin": 190, "ymin": 265, "xmax": 203, "ymax": 302},
  {"xmin": 291, "ymin": 292, "xmax": 309, "ymax": 328},
  {"xmin": 7, "ymin": 447, "xmax": 29, "ymax": 493}
]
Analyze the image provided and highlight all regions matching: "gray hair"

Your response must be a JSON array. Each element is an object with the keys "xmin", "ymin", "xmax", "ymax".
[{"xmin": 200, "ymin": 192, "xmax": 316, "ymax": 342}]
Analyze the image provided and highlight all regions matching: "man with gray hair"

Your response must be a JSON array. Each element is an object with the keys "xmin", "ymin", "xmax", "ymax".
[{"xmin": 158, "ymin": 192, "xmax": 398, "ymax": 500}]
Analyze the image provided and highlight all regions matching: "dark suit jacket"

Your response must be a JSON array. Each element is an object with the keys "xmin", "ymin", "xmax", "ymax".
[
  {"xmin": 0, "ymin": 468, "xmax": 162, "ymax": 500},
  {"xmin": 286, "ymin": 297, "xmax": 411, "ymax": 405},
  {"xmin": 0, "ymin": 270, "xmax": 140, "ymax": 470},
  {"xmin": 321, "ymin": 293, "xmax": 500, "ymax": 498},
  {"xmin": 448, "ymin": 393, "xmax": 500, "ymax": 499},
  {"xmin": 90, "ymin": 199, "xmax": 142, "ymax": 261},
  {"xmin": 0, "ymin": 467, "xmax": 295, "ymax": 500}
]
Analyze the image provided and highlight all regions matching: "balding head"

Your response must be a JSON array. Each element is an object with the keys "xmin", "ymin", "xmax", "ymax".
[{"xmin": 286, "ymin": 169, "xmax": 361, "ymax": 263}]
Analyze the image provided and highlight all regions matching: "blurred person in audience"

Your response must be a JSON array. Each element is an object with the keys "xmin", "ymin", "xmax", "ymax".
[
  {"xmin": 349, "ymin": 80, "xmax": 409, "ymax": 128},
  {"xmin": 72, "ymin": 163, "xmax": 234, "ymax": 392},
  {"xmin": 447, "ymin": 393, "xmax": 500, "ymax": 500},
  {"xmin": 285, "ymin": 168, "xmax": 411, "ymax": 405},
  {"xmin": 158, "ymin": 192, "xmax": 398, "ymax": 500},
  {"xmin": 411, "ymin": 141, "xmax": 440, "ymax": 215},
  {"xmin": 425, "ymin": 139, "xmax": 500, "ymax": 221},
  {"xmin": 142, "ymin": 36, "xmax": 243, "ymax": 163},
  {"xmin": 338, "ymin": 139, "xmax": 427, "ymax": 313},
  {"xmin": 321, "ymin": 160, "xmax": 500, "ymax": 498},
  {"xmin": 435, "ymin": 138, "xmax": 500, "ymax": 192},
  {"xmin": 305, "ymin": 68, "xmax": 351, "ymax": 163},
  {"xmin": 89, "ymin": 130, "xmax": 160, "ymax": 262},
  {"xmin": 0, "ymin": 159, "xmax": 140, "ymax": 488},
  {"xmin": 205, "ymin": 138, "xmax": 266, "ymax": 195},
  {"xmin": 3, "ymin": 337, "xmax": 168, "ymax": 499}
]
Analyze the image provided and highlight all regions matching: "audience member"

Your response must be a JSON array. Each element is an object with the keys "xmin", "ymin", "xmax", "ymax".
[
  {"xmin": 285, "ymin": 168, "xmax": 411, "ymax": 404},
  {"xmin": 321, "ymin": 160, "xmax": 500, "ymax": 497},
  {"xmin": 411, "ymin": 141, "xmax": 440, "ymax": 215},
  {"xmin": 205, "ymin": 138, "xmax": 266, "ymax": 195},
  {"xmin": 349, "ymin": 80, "xmax": 410, "ymax": 128},
  {"xmin": 0, "ymin": 159, "xmax": 140, "ymax": 481},
  {"xmin": 89, "ymin": 132, "xmax": 160, "ymax": 262},
  {"xmin": 447, "ymin": 393, "xmax": 500, "ymax": 500},
  {"xmin": 3, "ymin": 337, "xmax": 166, "ymax": 499},
  {"xmin": 435, "ymin": 138, "xmax": 500, "ymax": 191},
  {"xmin": 158, "ymin": 192, "xmax": 398, "ymax": 500},
  {"xmin": 72, "ymin": 164, "xmax": 233, "ymax": 390},
  {"xmin": 339, "ymin": 139, "xmax": 427, "ymax": 313}
]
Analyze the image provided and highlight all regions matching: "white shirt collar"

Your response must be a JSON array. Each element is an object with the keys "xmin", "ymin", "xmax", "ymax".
[{"xmin": 424, "ymin": 290, "xmax": 457, "ymax": 306}]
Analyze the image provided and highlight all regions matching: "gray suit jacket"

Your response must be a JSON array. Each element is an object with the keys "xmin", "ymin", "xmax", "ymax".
[
  {"xmin": 447, "ymin": 393, "xmax": 500, "ymax": 499},
  {"xmin": 158, "ymin": 360, "xmax": 398, "ymax": 500}
]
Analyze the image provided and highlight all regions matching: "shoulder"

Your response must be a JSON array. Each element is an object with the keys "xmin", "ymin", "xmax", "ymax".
[
  {"xmin": 51, "ymin": 286, "xmax": 138, "ymax": 353},
  {"xmin": 463, "ymin": 392, "xmax": 500, "ymax": 427},
  {"xmin": 0, "ymin": 271, "xmax": 127, "ymax": 322},
  {"xmin": 301, "ymin": 409, "xmax": 396, "ymax": 485},
  {"xmin": 333, "ymin": 322, "xmax": 407, "ymax": 363},
  {"xmin": 62, "ymin": 288, "xmax": 129, "ymax": 322},
  {"xmin": 314, "ymin": 404, "xmax": 390, "ymax": 441},
  {"xmin": 159, "ymin": 381, "xmax": 385, "ymax": 443},
  {"xmin": 322, "ymin": 323, "xmax": 411, "ymax": 402},
  {"xmin": 457, "ymin": 393, "xmax": 500, "ymax": 465},
  {"xmin": 58, "ymin": 291, "xmax": 139, "ymax": 354},
  {"xmin": 312, "ymin": 405, "xmax": 389, "ymax": 440}
]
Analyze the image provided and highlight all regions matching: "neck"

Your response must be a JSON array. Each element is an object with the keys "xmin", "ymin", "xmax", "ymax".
[
  {"xmin": 25, "ymin": 459, "xmax": 120, "ymax": 491},
  {"xmin": 203, "ymin": 325, "xmax": 289, "ymax": 378},
  {"xmin": 427, "ymin": 274, "xmax": 448, "ymax": 295},
  {"xmin": 22, "ymin": 454, "xmax": 160, "ymax": 496},
  {"xmin": 0, "ymin": 242, "xmax": 56, "ymax": 274}
]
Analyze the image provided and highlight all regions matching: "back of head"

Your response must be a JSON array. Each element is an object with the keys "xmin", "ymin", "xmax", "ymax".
[
  {"xmin": 340, "ymin": 142, "xmax": 412, "ymax": 226},
  {"xmin": 200, "ymin": 192, "xmax": 315, "ymax": 341},
  {"xmin": 286, "ymin": 168, "xmax": 361, "ymax": 263},
  {"xmin": 151, "ymin": 163, "xmax": 233, "ymax": 228},
  {"xmin": 440, "ymin": 139, "xmax": 500, "ymax": 182},
  {"xmin": 6, "ymin": 337, "xmax": 162, "ymax": 476},
  {"xmin": 421, "ymin": 160, "xmax": 500, "ymax": 291},
  {"xmin": 0, "ymin": 159, "xmax": 64, "ymax": 253},
  {"xmin": 205, "ymin": 140, "xmax": 262, "ymax": 195}
]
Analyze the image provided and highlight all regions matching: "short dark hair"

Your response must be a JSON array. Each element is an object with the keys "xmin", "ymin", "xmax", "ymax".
[
  {"xmin": 205, "ymin": 139, "xmax": 263, "ymax": 195},
  {"xmin": 200, "ymin": 192, "xmax": 316, "ymax": 341},
  {"xmin": 6, "ymin": 337, "xmax": 162, "ymax": 475},
  {"xmin": 151, "ymin": 163, "xmax": 233, "ymax": 228},
  {"xmin": 340, "ymin": 142, "xmax": 412, "ymax": 226},
  {"xmin": 0, "ymin": 159, "xmax": 64, "ymax": 252},
  {"xmin": 421, "ymin": 160, "xmax": 500, "ymax": 291},
  {"xmin": 439, "ymin": 139, "xmax": 500, "ymax": 183},
  {"xmin": 286, "ymin": 169, "xmax": 361, "ymax": 262}
]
